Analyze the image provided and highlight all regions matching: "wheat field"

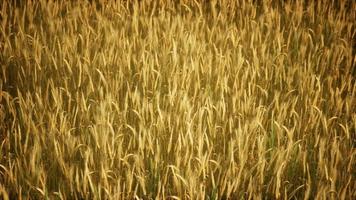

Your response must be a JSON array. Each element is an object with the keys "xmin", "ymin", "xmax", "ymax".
[{"xmin": 0, "ymin": 0, "xmax": 355, "ymax": 199}]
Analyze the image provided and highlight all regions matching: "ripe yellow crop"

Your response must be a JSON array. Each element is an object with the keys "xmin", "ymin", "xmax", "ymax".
[{"xmin": 0, "ymin": 0, "xmax": 355, "ymax": 199}]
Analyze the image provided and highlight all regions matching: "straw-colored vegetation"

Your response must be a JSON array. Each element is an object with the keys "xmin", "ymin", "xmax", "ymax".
[{"xmin": 0, "ymin": 0, "xmax": 355, "ymax": 199}]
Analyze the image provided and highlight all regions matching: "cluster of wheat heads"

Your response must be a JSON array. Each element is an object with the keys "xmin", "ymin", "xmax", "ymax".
[{"xmin": 0, "ymin": 0, "xmax": 355, "ymax": 199}]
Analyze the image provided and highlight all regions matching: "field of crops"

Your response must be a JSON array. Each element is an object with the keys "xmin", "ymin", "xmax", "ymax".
[{"xmin": 0, "ymin": 0, "xmax": 355, "ymax": 199}]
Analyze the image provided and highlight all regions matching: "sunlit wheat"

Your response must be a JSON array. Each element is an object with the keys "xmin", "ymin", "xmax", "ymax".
[{"xmin": 0, "ymin": 0, "xmax": 355, "ymax": 199}]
